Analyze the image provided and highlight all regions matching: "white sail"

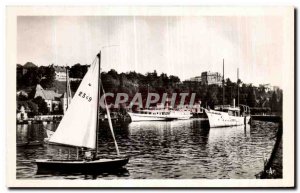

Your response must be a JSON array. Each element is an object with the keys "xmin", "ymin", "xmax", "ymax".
[{"xmin": 49, "ymin": 61, "xmax": 99, "ymax": 149}]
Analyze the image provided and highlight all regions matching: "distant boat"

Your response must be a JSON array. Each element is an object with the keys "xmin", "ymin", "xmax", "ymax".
[
  {"xmin": 128, "ymin": 108, "xmax": 192, "ymax": 122},
  {"xmin": 35, "ymin": 50, "xmax": 129, "ymax": 173},
  {"xmin": 128, "ymin": 109, "xmax": 175, "ymax": 121}
]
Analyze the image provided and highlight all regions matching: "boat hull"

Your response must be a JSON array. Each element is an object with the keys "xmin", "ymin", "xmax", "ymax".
[
  {"xmin": 168, "ymin": 114, "xmax": 193, "ymax": 120},
  {"xmin": 205, "ymin": 109, "xmax": 250, "ymax": 128},
  {"xmin": 35, "ymin": 157, "xmax": 129, "ymax": 173},
  {"xmin": 128, "ymin": 112, "xmax": 175, "ymax": 122}
]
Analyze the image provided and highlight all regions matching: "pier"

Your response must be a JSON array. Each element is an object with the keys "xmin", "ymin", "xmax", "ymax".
[{"xmin": 251, "ymin": 115, "xmax": 282, "ymax": 123}]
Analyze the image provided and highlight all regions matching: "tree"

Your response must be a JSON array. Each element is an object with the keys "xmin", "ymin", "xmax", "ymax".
[
  {"xmin": 258, "ymin": 84, "xmax": 267, "ymax": 95},
  {"xmin": 246, "ymin": 87, "xmax": 256, "ymax": 107},
  {"xmin": 204, "ymin": 85, "xmax": 219, "ymax": 109},
  {"xmin": 70, "ymin": 80, "xmax": 81, "ymax": 93},
  {"xmin": 33, "ymin": 96, "xmax": 49, "ymax": 115},
  {"xmin": 22, "ymin": 68, "xmax": 39, "ymax": 87},
  {"xmin": 27, "ymin": 101, "xmax": 38, "ymax": 116},
  {"xmin": 237, "ymin": 78, "xmax": 242, "ymax": 85},
  {"xmin": 17, "ymin": 93, "xmax": 28, "ymax": 101},
  {"xmin": 69, "ymin": 63, "xmax": 89, "ymax": 78},
  {"xmin": 169, "ymin": 75, "xmax": 180, "ymax": 86},
  {"xmin": 225, "ymin": 78, "xmax": 232, "ymax": 86},
  {"xmin": 41, "ymin": 65, "xmax": 56, "ymax": 88},
  {"xmin": 107, "ymin": 69, "xmax": 119, "ymax": 79},
  {"xmin": 278, "ymin": 92, "xmax": 283, "ymax": 113},
  {"xmin": 270, "ymin": 91, "xmax": 278, "ymax": 112}
]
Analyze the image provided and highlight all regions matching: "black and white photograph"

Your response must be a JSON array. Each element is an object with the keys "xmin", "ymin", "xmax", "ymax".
[{"xmin": 6, "ymin": 6, "xmax": 294, "ymax": 188}]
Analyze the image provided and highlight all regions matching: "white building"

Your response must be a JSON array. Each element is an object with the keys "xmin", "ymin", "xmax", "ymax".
[
  {"xmin": 33, "ymin": 84, "xmax": 62, "ymax": 112},
  {"xmin": 53, "ymin": 66, "xmax": 67, "ymax": 81},
  {"xmin": 17, "ymin": 106, "xmax": 28, "ymax": 121},
  {"xmin": 188, "ymin": 76, "xmax": 202, "ymax": 82}
]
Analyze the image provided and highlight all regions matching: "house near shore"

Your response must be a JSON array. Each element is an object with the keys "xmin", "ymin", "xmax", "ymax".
[
  {"xmin": 16, "ymin": 106, "xmax": 28, "ymax": 121},
  {"xmin": 33, "ymin": 84, "xmax": 63, "ymax": 112}
]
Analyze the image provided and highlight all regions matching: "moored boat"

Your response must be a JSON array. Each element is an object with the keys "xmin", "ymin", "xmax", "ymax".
[
  {"xmin": 205, "ymin": 60, "xmax": 250, "ymax": 128},
  {"xmin": 128, "ymin": 108, "xmax": 192, "ymax": 122},
  {"xmin": 128, "ymin": 109, "xmax": 175, "ymax": 121},
  {"xmin": 35, "ymin": 157, "xmax": 129, "ymax": 173},
  {"xmin": 205, "ymin": 105, "xmax": 250, "ymax": 128}
]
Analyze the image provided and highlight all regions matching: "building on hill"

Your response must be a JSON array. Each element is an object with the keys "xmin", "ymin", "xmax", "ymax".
[
  {"xmin": 53, "ymin": 66, "xmax": 67, "ymax": 81},
  {"xmin": 33, "ymin": 84, "xmax": 63, "ymax": 112},
  {"xmin": 201, "ymin": 71, "xmax": 222, "ymax": 86},
  {"xmin": 188, "ymin": 76, "xmax": 202, "ymax": 83},
  {"xmin": 188, "ymin": 71, "xmax": 222, "ymax": 85}
]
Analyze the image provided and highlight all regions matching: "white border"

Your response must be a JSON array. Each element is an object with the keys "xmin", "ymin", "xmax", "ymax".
[{"xmin": 5, "ymin": 6, "xmax": 295, "ymax": 188}]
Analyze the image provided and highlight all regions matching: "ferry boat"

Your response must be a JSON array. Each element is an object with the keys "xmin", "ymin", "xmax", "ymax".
[
  {"xmin": 128, "ymin": 109, "xmax": 175, "ymax": 121},
  {"xmin": 128, "ymin": 108, "xmax": 192, "ymax": 122}
]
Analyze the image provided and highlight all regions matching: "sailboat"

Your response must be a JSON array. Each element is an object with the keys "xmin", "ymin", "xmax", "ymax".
[
  {"xmin": 35, "ymin": 51, "xmax": 129, "ymax": 173},
  {"xmin": 205, "ymin": 60, "xmax": 251, "ymax": 128}
]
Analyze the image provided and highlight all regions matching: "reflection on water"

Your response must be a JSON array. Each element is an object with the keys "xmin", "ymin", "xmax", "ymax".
[{"xmin": 16, "ymin": 119, "xmax": 278, "ymax": 179}]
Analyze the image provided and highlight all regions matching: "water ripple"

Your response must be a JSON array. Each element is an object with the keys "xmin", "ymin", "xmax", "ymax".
[{"xmin": 16, "ymin": 119, "xmax": 277, "ymax": 179}]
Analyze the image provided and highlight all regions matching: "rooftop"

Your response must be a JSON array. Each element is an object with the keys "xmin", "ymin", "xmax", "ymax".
[{"xmin": 34, "ymin": 84, "xmax": 62, "ymax": 101}]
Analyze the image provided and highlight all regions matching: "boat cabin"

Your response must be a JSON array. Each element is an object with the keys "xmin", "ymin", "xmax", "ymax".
[
  {"xmin": 214, "ymin": 104, "xmax": 250, "ymax": 117},
  {"xmin": 227, "ymin": 107, "xmax": 241, "ymax": 117},
  {"xmin": 136, "ymin": 109, "xmax": 171, "ymax": 115}
]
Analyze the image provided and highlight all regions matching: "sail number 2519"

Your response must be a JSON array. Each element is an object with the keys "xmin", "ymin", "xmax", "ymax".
[{"xmin": 78, "ymin": 91, "xmax": 92, "ymax": 102}]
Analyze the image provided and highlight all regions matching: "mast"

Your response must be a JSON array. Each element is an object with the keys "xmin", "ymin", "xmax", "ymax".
[
  {"xmin": 102, "ymin": 86, "xmax": 120, "ymax": 156},
  {"xmin": 66, "ymin": 67, "xmax": 69, "ymax": 111},
  {"xmin": 237, "ymin": 68, "xmax": 239, "ymax": 107},
  {"xmin": 222, "ymin": 59, "xmax": 225, "ymax": 106},
  {"xmin": 95, "ymin": 51, "xmax": 101, "ymax": 155}
]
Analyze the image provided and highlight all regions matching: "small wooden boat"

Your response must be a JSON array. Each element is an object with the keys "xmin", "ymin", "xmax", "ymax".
[
  {"xmin": 35, "ymin": 50, "xmax": 129, "ymax": 173},
  {"xmin": 36, "ymin": 157, "xmax": 129, "ymax": 172}
]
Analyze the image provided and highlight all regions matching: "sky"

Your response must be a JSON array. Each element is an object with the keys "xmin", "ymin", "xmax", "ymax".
[{"xmin": 17, "ymin": 16, "xmax": 286, "ymax": 87}]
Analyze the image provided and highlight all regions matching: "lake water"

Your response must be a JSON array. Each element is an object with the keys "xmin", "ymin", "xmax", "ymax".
[{"xmin": 16, "ymin": 119, "xmax": 278, "ymax": 179}]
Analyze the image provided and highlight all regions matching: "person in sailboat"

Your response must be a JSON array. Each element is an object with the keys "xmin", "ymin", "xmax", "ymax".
[{"xmin": 84, "ymin": 150, "xmax": 95, "ymax": 161}]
